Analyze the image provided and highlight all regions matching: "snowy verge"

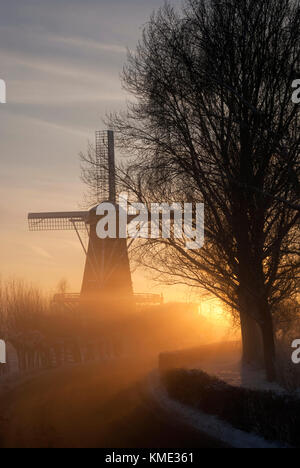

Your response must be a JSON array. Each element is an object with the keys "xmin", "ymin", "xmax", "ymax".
[{"xmin": 147, "ymin": 370, "xmax": 288, "ymax": 449}]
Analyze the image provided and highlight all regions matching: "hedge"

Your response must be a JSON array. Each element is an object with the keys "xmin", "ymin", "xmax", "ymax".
[{"xmin": 162, "ymin": 368, "xmax": 300, "ymax": 447}]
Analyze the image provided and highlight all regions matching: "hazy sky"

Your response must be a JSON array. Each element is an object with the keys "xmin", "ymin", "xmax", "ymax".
[{"xmin": 0, "ymin": 0, "xmax": 190, "ymax": 300}]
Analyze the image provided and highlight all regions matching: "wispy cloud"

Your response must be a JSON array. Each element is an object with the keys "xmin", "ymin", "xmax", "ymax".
[
  {"xmin": 30, "ymin": 246, "xmax": 53, "ymax": 260},
  {"xmin": 0, "ymin": 49, "xmax": 113, "ymax": 82},
  {"xmin": 49, "ymin": 34, "xmax": 127, "ymax": 54}
]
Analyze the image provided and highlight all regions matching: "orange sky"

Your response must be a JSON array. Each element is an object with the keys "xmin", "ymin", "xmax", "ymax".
[
  {"xmin": 0, "ymin": 0, "xmax": 195, "ymax": 304},
  {"xmin": 0, "ymin": 0, "xmax": 236, "ymax": 326}
]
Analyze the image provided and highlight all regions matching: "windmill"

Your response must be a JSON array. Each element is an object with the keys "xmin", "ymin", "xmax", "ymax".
[{"xmin": 28, "ymin": 130, "xmax": 134, "ymax": 312}]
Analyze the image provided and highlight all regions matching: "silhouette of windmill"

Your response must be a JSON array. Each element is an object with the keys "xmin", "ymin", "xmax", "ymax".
[{"xmin": 28, "ymin": 130, "xmax": 134, "ymax": 310}]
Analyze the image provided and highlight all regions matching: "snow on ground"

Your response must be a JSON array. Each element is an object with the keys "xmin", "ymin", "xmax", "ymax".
[
  {"xmin": 194, "ymin": 357, "xmax": 287, "ymax": 395},
  {"xmin": 148, "ymin": 371, "xmax": 288, "ymax": 448}
]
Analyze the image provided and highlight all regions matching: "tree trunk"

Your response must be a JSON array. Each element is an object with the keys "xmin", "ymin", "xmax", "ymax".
[
  {"xmin": 238, "ymin": 288, "xmax": 263, "ymax": 366},
  {"xmin": 260, "ymin": 314, "xmax": 276, "ymax": 382},
  {"xmin": 240, "ymin": 310, "xmax": 263, "ymax": 365}
]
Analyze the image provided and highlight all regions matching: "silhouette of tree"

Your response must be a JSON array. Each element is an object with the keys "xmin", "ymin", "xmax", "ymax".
[{"xmin": 106, "ymin": 0, "xmax": 300, "ymax": 381}]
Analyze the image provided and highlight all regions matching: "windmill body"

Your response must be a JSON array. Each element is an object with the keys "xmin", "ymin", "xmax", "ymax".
[{"xmin": 80, "ymin": 206, "xmax": 133, "ymax": 307}]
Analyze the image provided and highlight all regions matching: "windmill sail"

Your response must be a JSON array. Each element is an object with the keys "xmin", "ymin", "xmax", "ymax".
[
  {"xmin": 95, "ymin": 130, "xmax": 116, "ymax": 203},
  {"xmin": 28, "ymin": 211, "xmax": 89, "ymax": 231}
]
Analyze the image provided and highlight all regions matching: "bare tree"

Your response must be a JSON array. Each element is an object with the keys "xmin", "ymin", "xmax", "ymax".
[
  {"xmin": 99, "ymin": 0, "xmax": 300, "ymax": 381},
  {"xmin": 56, "ymin": 278, "xmax": 70, "ymax": 296}
]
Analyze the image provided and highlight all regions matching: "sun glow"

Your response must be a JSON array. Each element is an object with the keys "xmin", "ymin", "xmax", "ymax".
[{"xmin": 198, "ymin": 299, "xmax": 228, "ymax": 323}]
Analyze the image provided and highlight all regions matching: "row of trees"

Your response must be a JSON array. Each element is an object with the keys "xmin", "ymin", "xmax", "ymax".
[
  {"xmin": 100, "ymin": 0, "xmax": 299, "ymax": 381},
  {"xmin": 0, "ymin": 279, "xmax": 48, "ymax": 372},
  {"xmin": 0, "ymin": 279, "xmax": 85, "ymax": 373}
]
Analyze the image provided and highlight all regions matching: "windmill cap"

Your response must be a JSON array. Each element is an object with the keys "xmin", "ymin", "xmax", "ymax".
[{"xmin": 87, "ymin": 203, "xmax": 129, "ymax": 225}]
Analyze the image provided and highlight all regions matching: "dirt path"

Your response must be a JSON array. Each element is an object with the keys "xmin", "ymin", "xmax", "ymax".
[{"xmin": 0, "ymin": 357, "xmax": 225, "ymax": 448}]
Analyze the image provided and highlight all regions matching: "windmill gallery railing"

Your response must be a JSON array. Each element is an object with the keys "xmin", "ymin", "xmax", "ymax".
[{"xmin": 53, "ymin": 293, "xmax": 164, "ymax": 307}]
